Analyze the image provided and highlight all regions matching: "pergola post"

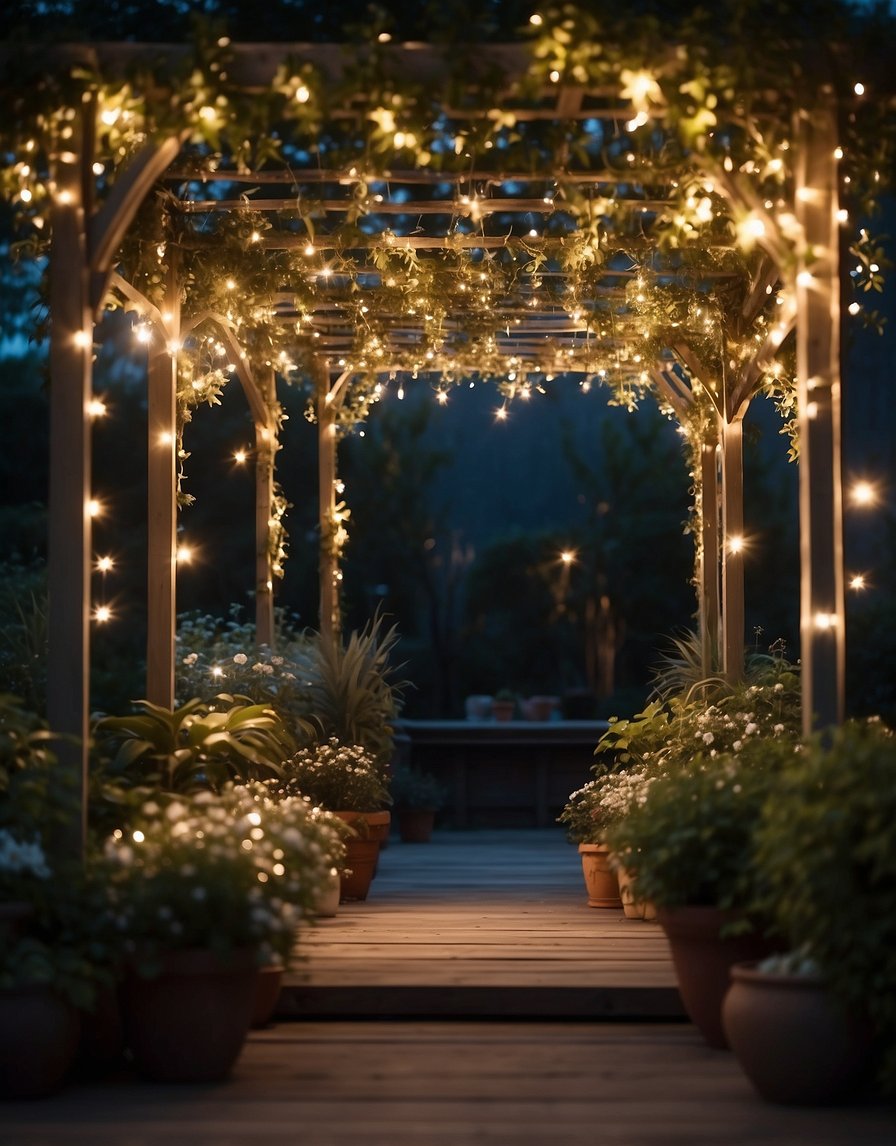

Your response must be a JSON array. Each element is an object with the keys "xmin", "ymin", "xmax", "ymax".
[
  {"xmin": 46, "ymin": 103, "xmax": 93, "ymax": 853},
  {"xmin": 699, "ymin": 438, "xmax": 721, "ymax": 677},
  {"xmin": 795, "ymin": 94, "xmax": 845, "ymax": 733},
  {"xmin": 317, "ymin": 364, "xmax": 340, "ymax": 640},
  {"xmin": 255, "ymin": 367, "xmax": 277, "ymax": 649},
  {"xmin": 720, "ymin": 417, "xmax": 746, "ymax": 682},
  {"xmin": 145, "ymin": 258, "xmax": 180, "ymax": 708}
]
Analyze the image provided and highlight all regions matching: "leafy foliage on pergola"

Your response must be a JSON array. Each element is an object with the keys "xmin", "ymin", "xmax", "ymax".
[{"xmin": 0, "ymin": 1, "xmax": 894, "ymax": 813}]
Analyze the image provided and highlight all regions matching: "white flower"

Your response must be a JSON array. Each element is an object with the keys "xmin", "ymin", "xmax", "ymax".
[
  {"xmin": 702, "ymin": 732, "xmax": 714, "ymax": 745},
  {"xmin": 182, "ymin": 652, "xmax": 199, "ymax": 666},
  {"xmin": 233, "ymin": 652, "xmax": 248, "ymax": 665},
  {"xmin": 773, "ymin": 723, "xmax": 785, "ymax": 734},
  {"xmin": 774, "ymin": 682, "xmax": 784, "ymax": 692},
  {"xmin": 733, "ymin": 740, "xmax": 743, "ymax": 752},
  {"xmin": 744, "ymin": 722, "xmax": 758, "ymax": 735}
]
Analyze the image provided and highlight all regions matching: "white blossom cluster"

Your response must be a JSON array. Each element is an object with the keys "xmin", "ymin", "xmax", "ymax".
[
  {"xmin": 283, "ymin": 738, "xmax": 389, "ymax": 811},
  {"xmin": 101, "ymin": 782, "xmax": 345, "ymax": 965},
  {"xmin": 0, "ymin": 829, "xmax": 51, "ymax": 878}
]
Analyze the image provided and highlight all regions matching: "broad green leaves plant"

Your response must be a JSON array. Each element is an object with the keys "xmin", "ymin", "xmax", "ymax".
[{"xmin": 94, "ymin": 695, "xmax": 297, "ymax": 792}]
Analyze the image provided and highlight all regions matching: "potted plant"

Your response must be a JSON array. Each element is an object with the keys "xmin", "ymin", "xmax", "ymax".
[
  {"xmin": 559, "ymin": 763, "xmax": 660, "ymax": 914},
  {"xmin": 0, "ymin": 828, "xmax": 113, "ymax": 1098},
  {"xmin": 281, "ymin": 738, "xmax": 392, "ymax": 901},
  {"xmin": 735, "ymin": 718, "xmax": 896, "ymax": 1099},
  {"xmin": 389, "ymin": 765, "xmax": 448, "ymax": 843},
  {"xmin": 98, "ymin": 781, "xmax": 338, "ymax": 1081},
  {"xmin": 93, "ymin": 693, "xmax": 301, "ymax": 792},
  {"xmin": 294, "ymin": 615, "xmax": 408, "ymax": 775},
  {"xmin": 722, "ymin": 951, "xmax": 875, "ymax": 1105},
  {"xmin": 604, "ymin": 732, "xmax": 798, "ymax": 1048},
  {"xmin": 0, "ymin": 715, "xmax": 117, "ymax": 1097},
  {"xmin": 491, "ymin": 689, "xmax": 517, "ymax": 722}
]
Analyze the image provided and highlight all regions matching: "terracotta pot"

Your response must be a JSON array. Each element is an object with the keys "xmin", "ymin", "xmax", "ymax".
[
  {"xmin": 334, "ymin": 809, "xmax": 391, "ymax": 880},
  {"xmin": 120, "ymin": 947, "xmax": 258, "ymax": 1082},
  {"xmin": 0, "ymin": 985, "xmax": 80, "ymax": 1098},
  {"xmin": 616, "ymin": 864, "xmax": 647, "ymax": 919},
  {"xmin": 251, "ymin": 963, "xmax": 283, "ymax": 1029},
  {"xmin": 338, "ymin": 838, "xmax": 381, "ymax": 901},
  {"xmin": 657, "ymin": 906, "xmax": 780, "ymax": 1049},
  {"xmin": 723, "ymin": 962, "xmax": 874, "ymax": 1105},
  {"xmin": 397, "ymin": 808, "xmax": 436, "ymax": 843},
  {"xmin": 491, "ymin": 699, "xmax": 516, "ymax": 722},
  {"xmin": 314, "ymin": 868, "xmax": 341, "ymax": 917},
  {"xmin": 578, "ymin": 843, "xmax": 622, "ymax": 909}
]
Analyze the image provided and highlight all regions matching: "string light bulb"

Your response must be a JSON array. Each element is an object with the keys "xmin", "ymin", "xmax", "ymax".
[{"xmin": 850, "ymin": 480, "xmax": 878, "ymax": 506}]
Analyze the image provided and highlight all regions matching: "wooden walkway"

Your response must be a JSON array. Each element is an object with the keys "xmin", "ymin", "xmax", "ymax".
[
  {"xmin": 281, "ymin": 829, "xmax": 683, "ymax": 1018},
  {"xmin": 4, "ymin": 830, "xmax": 895, "ymax": 1144}
]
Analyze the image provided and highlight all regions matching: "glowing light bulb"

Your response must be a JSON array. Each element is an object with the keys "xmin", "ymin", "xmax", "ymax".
[
  {"xmin": 849, "ymin": 574, "xmax": 866, "ymax": 591},
  {"xmin": 295, "ymin": 84, "xmax": 310, "ymax": 103},
  {"xmin": 87, "ymin": 498, "xmax": 101, "ymax": 518},
  {"xmin": 94, "ymin": 605, "xmax": 112, "ymax": 623},
  {"xmin": 87, "ymin": 399, "xmax": 107, "ymax": 417},
  {"xmin": 814, "ymin": 611, "xmax": 837, "ymax": 630},
  {"xmin": 73, "ymin": 330, "xmax": 91, "ymax": 349},
  {"xmin": 132, "ymin": 829, "xmax": 145, "ymax": 843},
  {"xmin": 848, "ymin": 302, "xmax": 861, "ymax": 316},
  {"xmin": 727, "ymin": 535, "xmax": 745, "ymax": 555},
  {"xmin": 233, "ymin": 450, "xmax": 247, "ymax": 464},
  {"xmin": 854, "ymin": 82, "xmax": 865, "ymax": 96},
  {"xmin": 850, "ymin": 480, "xmax": 877, "ymax": 506},
  {"xmin": 495, "ymin": 406, "xmax": 508, "ymax": 421},
  {"xmin": 96, "ymin": 556, "xmax": 114, "ymax": 572},
  {"xmin": 560, "ymin": 550, "xmax": 576, "ymax": 565},
  {"xmin": 176, "ymin": 545, "xmax": 193, "ymax": 564},
  {"xmin": 529, "ymin": 13, "xmax": 543, "ymax": 25}
]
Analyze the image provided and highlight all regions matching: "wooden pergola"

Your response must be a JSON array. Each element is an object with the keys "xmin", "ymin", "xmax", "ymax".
[{"xmin": 0, "ymin": 31, "xmax": 851, "ymax": 842}]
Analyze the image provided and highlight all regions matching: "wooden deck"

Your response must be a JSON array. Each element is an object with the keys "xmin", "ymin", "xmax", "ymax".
[
  {"xmin": 3, "ymin": 831, "xmax": 894, "ymax": 1144},
  {"xmin": 281, "ymin": 829, "xmax": 683, "ymax": 1018}
]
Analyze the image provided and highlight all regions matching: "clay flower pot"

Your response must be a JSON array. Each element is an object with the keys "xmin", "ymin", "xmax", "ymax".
[
  {"xmin": 577, "ymin": 843, "xmax": 622, "ymax": 909},
  {"xmin": 120, "ymin": 947, "xmax": 259, "ymax": 1082},
  {"xmin": 0, "ymin": 985, "xmax": 80, "ymax": 1099},
  {"xmin": 656, "ymin": 906, "xmax": 779, "ymax": 1049},
  {"xmin": 723, "ymin": 962, "xmax": 874, "ymax": 1105},
  {"xmin": 397, "ymin": 808, "xmax": 437, "ymax": 843}
]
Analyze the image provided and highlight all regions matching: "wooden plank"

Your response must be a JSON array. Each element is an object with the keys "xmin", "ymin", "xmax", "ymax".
[
  {"xmin": 2, "ymin": 1022, "xmax": 893, "ymax": 1144},
  {"xmin": 282, "ymin": 830, "xmax": 682, "ymax": 1017}
]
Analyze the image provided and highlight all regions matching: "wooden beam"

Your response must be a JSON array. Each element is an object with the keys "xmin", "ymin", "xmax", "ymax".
[
  {"xmin": 255, "ymin": 369, "xmax": 277, "ymax": 650},
  {"xmin": 317, "ymin": 363, "xmax": 341, "ymax": 640},
  {"xmin": 700, "ymin": 438, "xmax": 721, "ymax": 678},
  {"xmin": 794, "ymin": 96, "xmax": 844, "ymax": 733},
  {"xmin": 46, "ymin": 109, "xmax": 93, "ymax": 854},
  {"xmin": 720, "ymin": 417, "xmax": 745, "ymax": 682},
  {"xmin": 145, "ymin": 257, "xmax": 180, "ymax": 708},
  {"xmin": 89, "ymin": 135, "xmax": 186, "ymax": 314}
]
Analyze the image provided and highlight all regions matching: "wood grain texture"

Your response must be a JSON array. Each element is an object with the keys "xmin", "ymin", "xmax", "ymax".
[{"xmin": 282, "ymin": 830, "xmax": 678, "ymax": 1017}]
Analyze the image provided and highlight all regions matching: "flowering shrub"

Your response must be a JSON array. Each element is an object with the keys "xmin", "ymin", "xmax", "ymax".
[
  {"xmin": 0, "ymin": 830, "xmax": 114, "ymax": 1008},
  {"xmin": 604, "ymin": 736, "xmax": 800, "ymax": 912},
  {"xmin": 594, "ymin": 659, "xmax": 801, "ymax": 775},
  {"xmin": 281, "ymin": 738, "xmax": 391, "ymax": 812},
  {"xmin": 99, "ymin": 783, "xmax": 345, "ymax": 975},
  {"xmin": 175, "ymin": 608, "xmax": 320, "ymax": 736},
  {"xmin": 558, "ymin": 764, "xmax": 657, "ymax": 844}
]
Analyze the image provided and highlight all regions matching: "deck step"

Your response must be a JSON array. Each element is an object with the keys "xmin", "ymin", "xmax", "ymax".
[
  {"xmin": 277, "ymin": 830, "xmax": 685, "ymax": 1022},
  {"xmin": 277, "ymin": 982, "xmax": 686, "ymax": 1020}
]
